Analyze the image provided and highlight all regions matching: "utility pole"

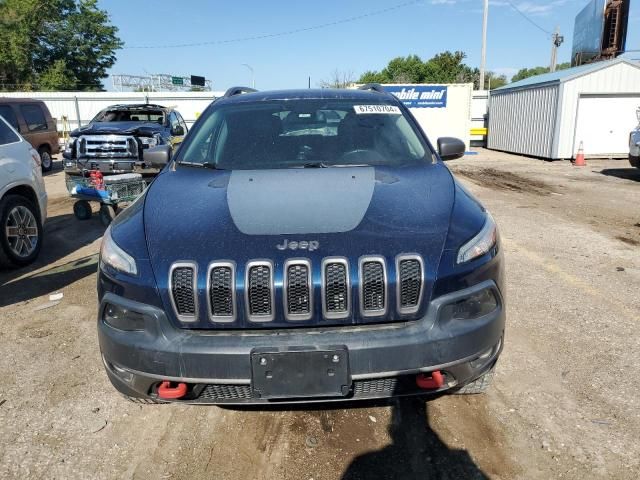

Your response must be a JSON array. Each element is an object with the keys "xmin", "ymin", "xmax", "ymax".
[
  {"xmin": 479, "ymin": 0, "xmax": 489, "ymax": 90},
  {"xmin": 241, "ymin": 64, "xmax": 255, "ymax": 89},
  {"xmin": 550, "ymin": 26, "xmax": 564, "ymax": 72}
]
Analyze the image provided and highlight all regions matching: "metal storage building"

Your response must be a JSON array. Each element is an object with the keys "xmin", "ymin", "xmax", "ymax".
[{"xmin": 488, "ymin": 58, "xmax": 640, "ymax": 159}]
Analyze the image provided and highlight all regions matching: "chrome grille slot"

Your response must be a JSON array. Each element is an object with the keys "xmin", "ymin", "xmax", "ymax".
[
  {"xmin": 284, "ymin": 260, "xmax": 312, "ymax": 321},
  {"xmin": 397, "ymin": 255, "xmax": 424, "ymax": 314},
  {"xmin": 246, "ymin": 261, "xmax": 274, "ymax": 322},
  {"xmin": 322, "ymin": 258, "xmax": 350, "ymax": 319},
  {"xmin": 360, "ymin": 257, "xmax": 387, "ymax": 316},
  {"xmin": 169, "ymin": 263, "xmax": 197, "ymax": 322},
  {"xmin": 78, "ymin": 135, "xmax": 137, "ymax": 159},
  {"xmin": 208, "ymin": 262, "xmax": 236, "ymax": 323}
]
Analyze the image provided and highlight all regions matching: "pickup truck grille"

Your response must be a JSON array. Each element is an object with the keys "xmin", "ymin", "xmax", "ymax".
[
  {"xmin": 77, "ymin": 135, "xmax": 137, "ymax": 159},
  {"xmin": 168, "ymin": 254, "xmax": 425, "ymax": 327}
]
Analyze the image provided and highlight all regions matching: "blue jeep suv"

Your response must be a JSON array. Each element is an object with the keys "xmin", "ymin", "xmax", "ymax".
[{"xmin": 97, "ymin": 85, "xmax": 505, "ymax": 404}]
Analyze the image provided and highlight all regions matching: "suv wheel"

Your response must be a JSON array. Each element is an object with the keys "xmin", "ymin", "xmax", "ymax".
[
  {"xmin": 0, "ymin": 195, "xmax": 43, "ymax": 268},
  {"xmin": 39, "ymin": 147, "xmax": 53, "ymax": 172}
]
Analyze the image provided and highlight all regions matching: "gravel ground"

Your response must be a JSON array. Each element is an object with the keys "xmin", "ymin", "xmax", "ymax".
[{"xmin": 0, "ymin": 151, "xmax": 638, "ymax": 479}]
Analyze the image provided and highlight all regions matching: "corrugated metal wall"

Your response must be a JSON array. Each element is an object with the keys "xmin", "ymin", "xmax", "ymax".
[{"xmin": 488, "ymin": 85, "xmax": 559, "ymax": 158}]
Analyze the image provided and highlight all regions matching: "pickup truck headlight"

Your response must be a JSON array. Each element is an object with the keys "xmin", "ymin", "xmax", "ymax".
[
  {"xmin": 140, "ymin": 135, "xmax": 160, "ymax": 148},
  {"xmin": 100, "ymin": 226, "xmax": 138, "ymax": 275},
  {"xmin": 457, "ymin": 212, "xmax": 497, "ymax": 264}
]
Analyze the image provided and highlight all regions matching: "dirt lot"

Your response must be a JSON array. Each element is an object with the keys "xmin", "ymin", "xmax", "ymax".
[{"xmin": 0, "ymin": 150, "xmax": 639, "ymax": 479}]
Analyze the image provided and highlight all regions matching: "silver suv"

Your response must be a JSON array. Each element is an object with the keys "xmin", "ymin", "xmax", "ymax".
[
  {"xmin": 0, "ymin": 115, "xmax": 47, "ymax": 268},
  {"xmin": 630, "ymin": 107, "xmax": 640, "ymax": 169}
]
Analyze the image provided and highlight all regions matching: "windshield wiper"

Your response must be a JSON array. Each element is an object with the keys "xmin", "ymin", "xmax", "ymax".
[{"xmin": 178, "ymin": 161, "xmax": 221, "ymax": 170}]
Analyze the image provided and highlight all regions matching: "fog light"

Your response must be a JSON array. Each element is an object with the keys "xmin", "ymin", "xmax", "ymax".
[
  {"xmin": 440, "ymin": 288, "xmax": 498, "ymax": 321},
  {"xmin": 103, "ymin": 303, "xmax": 145, "ymax": 331}
]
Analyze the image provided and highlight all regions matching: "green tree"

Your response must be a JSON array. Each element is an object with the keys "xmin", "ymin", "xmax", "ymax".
[
  {"xmin": 0, "ymin": 0, "xmax": 122, "ymax": 91},
  {"xmin": 37, "ymin": 59, "xmax": 77, "ymax": 90},
  {"xmin": 511, "ymin": 62, "xmax": 571, "ymax": 82},
  {"xmin": 357, "ymin": 51, "xmax": 476, "ymax": 85}
]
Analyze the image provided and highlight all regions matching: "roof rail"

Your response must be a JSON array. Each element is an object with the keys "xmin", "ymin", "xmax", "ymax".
[
  {"xmin": 358, "ymin": 83, "xmax": 387, "ymax": 94},
  {"xmin": 223, "ymin": 86, "xmax": 258, "ymax": 98}
]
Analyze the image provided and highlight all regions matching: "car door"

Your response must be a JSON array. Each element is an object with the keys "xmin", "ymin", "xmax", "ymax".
[
  {"xmin": 18, "ymin": 103, "xmax": 50, "ymax": 151},
  {"xmin": 0, "ymin": 116, "xmax": 33, "ymax": 193}
]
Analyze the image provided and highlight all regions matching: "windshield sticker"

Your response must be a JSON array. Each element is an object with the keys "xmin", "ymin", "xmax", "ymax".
[{"xmin": 353, "ymin": 105, "xmax": 401, "ymax": 115}]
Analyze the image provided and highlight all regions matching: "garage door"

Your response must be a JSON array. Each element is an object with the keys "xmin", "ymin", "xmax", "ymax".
[{"xmin": 573, "ymin": 94, "xmax": 640, "ymax": 157}]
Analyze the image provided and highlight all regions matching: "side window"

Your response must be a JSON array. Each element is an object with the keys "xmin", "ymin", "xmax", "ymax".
[
  {"xmin": 0, "ymin": 117, "xmax": 20, "ymax": 145},
  {"xmin": 176, "ymin": 112, "xmax": 188, "ymax": 133},
  {"xmin": 20, "ymin": 104, "xmax": 48, "ymax": 131},
  {"xmin": 0, "ymin": 105, "xmax": 19, "ymax": 130}
]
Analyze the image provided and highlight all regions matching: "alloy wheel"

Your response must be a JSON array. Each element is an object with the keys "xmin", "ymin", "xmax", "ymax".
[{"xmin": 5, "ymin": 206, "xmax": 39, "ymax": 258}]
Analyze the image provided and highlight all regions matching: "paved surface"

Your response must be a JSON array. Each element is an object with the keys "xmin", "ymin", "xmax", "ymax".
[{"xmin": 0, "ymin": 151, "xmax": 638, "ymax": 479}]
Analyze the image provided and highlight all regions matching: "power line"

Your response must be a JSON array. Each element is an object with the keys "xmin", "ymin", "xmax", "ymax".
[
  {"xmin": 505, "ymin": 1, "xmax": 552, "ymax": 36},
  {"xmin": 122, "ymin": 0, "xmax": 423, "ymax": 49}
]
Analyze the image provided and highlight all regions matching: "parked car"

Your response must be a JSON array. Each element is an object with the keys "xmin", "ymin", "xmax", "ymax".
[
  {"xmin": 0, "ymin": 97, "xmax": 60, "ymax": 172},
  {"xmin": 0, "ymin": 115, "xmax": 47, "ymax": 269},
  {"xmin": 63, "ymin": 104, "xmax": 188, "ymax": 176},
  {"xmin": 629, "ymin": 107, "xmax": 640, "ymax": 168},
  {"xmin": 97, "ymin": 86, "xmax": 505, "ymax": 404}
]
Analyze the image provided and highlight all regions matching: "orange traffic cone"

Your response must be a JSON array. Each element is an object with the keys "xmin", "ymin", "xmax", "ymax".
[{"xmin": 574, "ymin": 141, "xmax": 586, "ymax": 167}]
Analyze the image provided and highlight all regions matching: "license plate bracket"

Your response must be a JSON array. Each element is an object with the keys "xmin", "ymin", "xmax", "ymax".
[{"xmin": 251, "ymin": 347, "xmax": 350, "ymax": 399}]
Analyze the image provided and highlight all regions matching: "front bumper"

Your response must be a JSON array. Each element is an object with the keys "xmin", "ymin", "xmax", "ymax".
[
  {"xmin": 98, "ymin": 280, "xmax": 505, "ymax": 404},
  {"xmin": 64, "ymin": 158, "xmax": 161, "ymax": 175}
]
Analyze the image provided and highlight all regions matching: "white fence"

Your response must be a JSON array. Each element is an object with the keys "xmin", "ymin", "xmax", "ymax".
[{"xmin": 0, "ymin": 91, "xmax": 224, "ymax": 132}]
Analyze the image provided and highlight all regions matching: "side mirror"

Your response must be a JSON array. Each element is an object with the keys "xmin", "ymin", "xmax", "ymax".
[
  {"xmin": 171, "ymin": 125, "xmax": 185, "ymax": 136},
  {"xmin": 437, "ymin": 137, "xmax": 466, "ymax": 161},
  {"xmin": 143, "ymin": 145, "xmax": 171, "ymax": 168}
]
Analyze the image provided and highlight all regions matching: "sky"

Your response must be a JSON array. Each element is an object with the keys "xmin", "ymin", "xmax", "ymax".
[{"xmin": 99, "ymin": 0, "xmax": 640, "ymax": 91}]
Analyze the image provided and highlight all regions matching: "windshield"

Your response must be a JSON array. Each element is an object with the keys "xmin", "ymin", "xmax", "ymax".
[
  {"xmin": 177, "ymin": 99, "xmax": 430, "ymax": 169},
  {"xmin": 93, "ymin": 109, "xmax": 165, "ymax": 123}
]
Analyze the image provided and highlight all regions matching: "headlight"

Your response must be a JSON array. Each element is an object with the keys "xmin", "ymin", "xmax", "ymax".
[
  {"xmin": 439, "ymin": 288, "xmax": 498, "ymax": 321},
  {"xmin": 140, "ymin": 136, "xmax": 159, "ymax": 148},
  {"xmin": 100, "ymin": 226, "xmax": 138, "ymax": 275},
  {"xmin": 457, "ymin": 212, "xmax": 497, "ymax": 264}
]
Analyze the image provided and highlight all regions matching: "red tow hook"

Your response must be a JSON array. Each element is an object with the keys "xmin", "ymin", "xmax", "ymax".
[
  {"xmin": 416, "ymin": 370, "xmax": 444, "ymax": 390},
  {"xmin": 157, "ymin": 381, "xmax": 188, "ymax": 399}
]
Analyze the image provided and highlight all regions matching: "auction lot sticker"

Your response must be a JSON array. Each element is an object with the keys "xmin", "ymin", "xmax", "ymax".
[{"xmin": 354, "ymin": 105, "xmax": 402, "ymax": 115}]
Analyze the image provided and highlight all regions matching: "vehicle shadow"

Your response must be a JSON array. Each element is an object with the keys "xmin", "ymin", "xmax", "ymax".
[
  {"xmin": 223, "ymin": 395, "xmax": 488, "ymax": 479},
  {"xmin": 598, "ymin": 168, "xmax": 640, "ymax": 182},
  {"xmin": 0, "ymin": 212, "xmax": 104, "ymax": 307},
  {"xmin": 341, "ymin": 397, "xmax": 488, "ymax": 480}
]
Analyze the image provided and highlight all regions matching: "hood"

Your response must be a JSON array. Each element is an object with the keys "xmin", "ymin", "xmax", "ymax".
[
  {"xmin": 70, "ymin": 121, "xmax": 163, "ymax": 137},
  {"xmin": 143, "ymin": 163, "xmax": 455, "ymax": 327}
]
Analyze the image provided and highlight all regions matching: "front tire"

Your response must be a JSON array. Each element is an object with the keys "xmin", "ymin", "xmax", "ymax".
[
  {"xmin": 629, "ymin": 154, "xmax": 640, "ymax": 169},
  {"xmin": 39, "ymin": 147, "xmax": 53, "ymax": 172},
  {"xmin": 0, "ymin": 195, "xmax": 43, "ymax": 268}
]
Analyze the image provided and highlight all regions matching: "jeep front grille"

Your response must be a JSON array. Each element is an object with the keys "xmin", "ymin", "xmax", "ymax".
[
  {"xmin": 208, "ymin": 262, "xmax": 235, "ymax": 322},
  {"xmin": 322, "ymin": 259, "xmax": 350, "ymax": 319},
  {"xmin": 397, "ymin": 255, "xmax": 424, "ymax": 314},
  {"xmin": 170, "ymin": 263, "xmax": 197, "ymax": 322},
  {"xmin": 284, "ymin": 260, "xmax": 312, "ymax": 321},
  {"xmin": 246, "ymin": 262, "xmax": 274, "ymax": 322},
  {"xmin": 360, "ymin": 257, "xmax": 387, "ymax": 316},
  {"xmin": 169, "ymin": 255, "xmax": 425, "ymax": 326},
  {"xmin": 77, "ymin": 135, "xmax": 137, "ymax": 159}
]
